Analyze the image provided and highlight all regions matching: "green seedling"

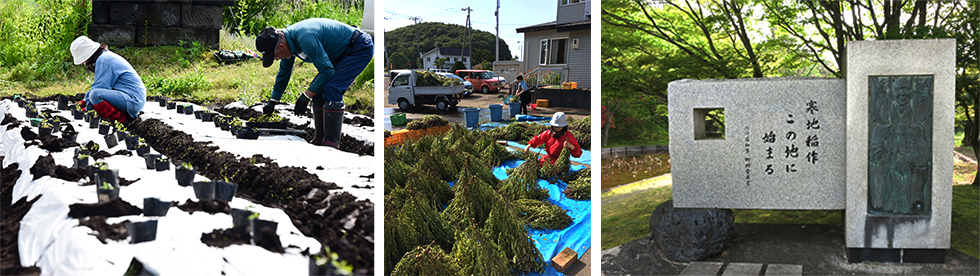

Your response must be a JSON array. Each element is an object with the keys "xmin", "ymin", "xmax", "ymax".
[
  {"xmin": 180, "ymin": 162, "xmax": 193, "ymax": 170},
  {"xmin": 138, "ymin": 138, "xmax": 146, "ymax": 144},
  {"xmin": 100, "ymin": 181, "xmax": 114, "ymax": 190},
  {"xmin": 157, "ymin": 157, "xmax": 168, "ymax": 163},
  {"xmin": 229, "ymin": 120, "xmax": 243, "ymax": 127},
  {"xmin": 93, "ymin": 161, "xmax": 109, "ymax": 170},
  {"xmin": 115, "ymin": 121, "xmax": 126, "ymax": 132},
  {"xmin": 77, "ymin": 154, "xmax": 89, "ymax": 159},
  {"xmin": 247, "ymin": 212, "xmax": 260, "ymax": 221},
  {"xmin": 86, "ymin": 110, "xmax": 97, "ymax": 116},
  {"xmin": 100, "ymin": 119, "xmax": 111, "ymax": 126},
  {"xmin": 39, "ymin": 120, "xmax": 53, "ymax": 128},
  {"xmin": 248, "ymin": 113, "xmax": 285, "ymax": 123}
]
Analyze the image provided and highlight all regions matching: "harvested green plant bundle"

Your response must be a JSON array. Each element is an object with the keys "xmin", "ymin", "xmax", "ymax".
[
  {"xmin": 415, "ymin": 71, "xmax": 461, "ymax": 86},
  {"xmin": 383, "ymin": 158, "xmax": 413, "ymax": 194},
  {"xmin": 568, "ymin": 116, "xmax": 590, "ymax": 132},
  {"xmin": 384, "ymin": 192, "xmax": 456, "ymax": 274},
  {"xmin": 564, "ymin": 168, "xmax": 591, "ymax": 200},
  {"xmin": 483, "ymin": 200, "xmax": 546, "ymax": 273},
  {"xmin": 247, "ymin": 113, "xmax": 285, "ymax": 123},
  {"xmin": 572, "ymin": 129, "xmax": 591, "ymax": 150},
  {"xmin": 480, "ymin": 141, "xmax": 517, "ymax": 167},
  {"xmin": 514, "ymin": 199, "xmax": 573, "ymax": 230},
  {"xmin": 391, "ymin": 242, "xmax": 461, "ymax": 276},
  {"xmin": 540, "ymin": 148, "xmax": 572, "ymax": 180},
  {"xmin": 443, "ymin": 175, "xmax": 499, "ymax": 228},
  {"xmin": 452, "ymin": 223, "xmax": 510, "ymax": 276},
  {"xmin": 406, "ymin": 115, "xmax": 449, "ymax": 130},
  {"xmin": 404, "ymin": 169, "xmax": 454, "ymax": 208},
  {"xmin": 498, "ymin": 161, "xmax": 547, "ymax": 201},
  {"xmin": 420, "ymin": 151, "xmax": 460, "ymax": 182},
  {"xmin": 456, "ymin": 153, "xmax": 500, "ymax": 189}
]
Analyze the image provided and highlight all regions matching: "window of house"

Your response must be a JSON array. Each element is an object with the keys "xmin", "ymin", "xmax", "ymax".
[
  {"xmin": 540, "ymin": 38, "xmax": 568, "ymax": 65},
  {"xmin": 462, "ymin": 57, "xmax": 467, "ymax": 62},
  {"xmin": 562, "ymin": 0, "xmax": 581, "ymax": 5},
  {"xmin": 427, "ymin": 57, "xmax": 431, "ymax": 62}
]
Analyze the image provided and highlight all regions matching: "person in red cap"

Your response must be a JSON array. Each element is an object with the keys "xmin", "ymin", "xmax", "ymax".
[
  {"xmin": 254, "ymin": 18, "xmax": 374, "ymax": 148},
  {"xmin": 524, "ymin": 112, "xmax": 582, "ymax": 164},
  {"xmin": 70, "ymin": 36, "xmax": 146, "ymax": 123}
]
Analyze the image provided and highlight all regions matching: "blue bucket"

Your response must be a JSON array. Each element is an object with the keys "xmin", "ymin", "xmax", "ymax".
[
  {"xmin": 507, "ymin": 102, "xmax": 521, "ymax": 117},
  {"xmin": 488, "ymin": 104, "xmax": 503, "ymax": 122},
  {"xmin": 462, "ymin": 108, "xmax": 480, "ymax": 128}
]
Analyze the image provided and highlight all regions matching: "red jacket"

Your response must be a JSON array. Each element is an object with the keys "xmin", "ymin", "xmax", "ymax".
[{"xmin": 528, "ymin": 129, "xmax": 582, "ymax": 164}]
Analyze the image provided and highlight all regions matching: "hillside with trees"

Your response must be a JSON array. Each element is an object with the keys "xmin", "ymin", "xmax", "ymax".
[{"xmin": 385, "ymin": 22, "xmax": 514, "ymax": 69}]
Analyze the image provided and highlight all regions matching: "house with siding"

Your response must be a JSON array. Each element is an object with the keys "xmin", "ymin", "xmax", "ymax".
[
  {"xmin": 515, "ymin": 0, "xmax": 591, "ymax": 88},
  {"xmin": 420, "ymin": 47, "xmax": 471, "ymax": 70}
]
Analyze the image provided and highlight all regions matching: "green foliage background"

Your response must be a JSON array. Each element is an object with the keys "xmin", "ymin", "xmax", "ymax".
[{"xmin": 384, "ymin": 22, "xmax": 513, "ymax": 69}]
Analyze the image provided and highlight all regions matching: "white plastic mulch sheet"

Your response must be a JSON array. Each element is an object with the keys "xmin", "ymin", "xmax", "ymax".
[{"xmin": 0, "ymin": 99, "xmax": 375, "ymax": 275}]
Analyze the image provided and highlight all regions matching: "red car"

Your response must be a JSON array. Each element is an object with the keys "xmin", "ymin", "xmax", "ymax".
[{"xmin": 455, "ymin": 70, "xmax": 503, "ymax": 94}]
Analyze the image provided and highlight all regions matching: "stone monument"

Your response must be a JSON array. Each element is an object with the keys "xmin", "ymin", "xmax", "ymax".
[{"xmin": 666, "ymin": 39, "xmax": 955, "ymax": 263}]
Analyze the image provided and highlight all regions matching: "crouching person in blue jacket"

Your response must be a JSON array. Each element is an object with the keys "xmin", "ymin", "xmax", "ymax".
[
  {"xmin": 254, "ymin": 18, "xmax": 374, "ymax": 149},
  {"xmin": 70, "ymin": 36, "xmax": 146, "ymax": 123}
]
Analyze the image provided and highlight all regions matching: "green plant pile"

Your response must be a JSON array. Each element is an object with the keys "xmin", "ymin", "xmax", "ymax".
[
  {"xmin": 385, "ymin": 123, "xmax": 590, "ymax": 275},
  {"xmin": 405, "ymin": 115, "xmax": 449, "ymax": 130},
  {"xmin": 514, "ymin": 199, "xmax": 573, "ymax": 230},
  {"xmin": 540, "ymin": 148, "xmax": 572, "ymax": 181},
  {"xmin": 247, "ymin": 113, "xmax": 285, "ymax": 123},
  {"xmin": 414, "ymin": 71, "xmax": 462, "ymax": 86},
  {"xmin": 486, "ymin": 116, "xmax": 592, "ymax": 150},
  {"xmin": 564, "ymin": 168, "xmax": 591, "ymax": 200}
]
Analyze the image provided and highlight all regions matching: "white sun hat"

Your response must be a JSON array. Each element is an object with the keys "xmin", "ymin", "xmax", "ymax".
[
  {"xmin": 550, "ymin": 112, "xmax": 568, "ymax": 127},
  {"xmin": 70, "ymin": 36, "xmax": 100, "ymax": 65}
]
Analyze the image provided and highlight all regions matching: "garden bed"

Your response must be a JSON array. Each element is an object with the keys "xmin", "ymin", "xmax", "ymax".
[{"xmin": 0, "ymin": 97, "xmax": 374, "ymax": 275}]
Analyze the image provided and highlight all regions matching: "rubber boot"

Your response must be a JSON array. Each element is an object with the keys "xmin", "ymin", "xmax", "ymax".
[
  {"xmin": 321, "ymin": 101, "xmax": 345, "ymax": 149},
  {"xmin": 92, "ymin": 101, "xmax": 127, "ymax": 123},
  {"xmin": 310, "ymin": 98, "xmax": 325, "ymax": 145}
]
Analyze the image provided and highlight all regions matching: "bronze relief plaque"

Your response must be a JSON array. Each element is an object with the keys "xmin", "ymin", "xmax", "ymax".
[{"xmin": 867, "ymin": 75, "xmax": 933, "ymax": 216}]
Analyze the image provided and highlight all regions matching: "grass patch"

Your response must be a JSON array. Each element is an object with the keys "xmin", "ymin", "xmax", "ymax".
[
  {"xmin": 951, "ymin": 185, "xmax": 979, "ymax": 258},
  {"xmin": 600, "ymin": 185, "xmax": 672, "ymax": 250}
]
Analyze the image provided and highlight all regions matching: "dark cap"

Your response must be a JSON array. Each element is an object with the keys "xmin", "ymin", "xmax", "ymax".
[{"xmin": 255, "ymin": 27, "xmax": 279, "ymax": 68}]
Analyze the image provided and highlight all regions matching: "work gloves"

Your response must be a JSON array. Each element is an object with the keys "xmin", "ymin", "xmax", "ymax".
[
  {"xmin": 294, "ymin": 94, "xmax": 310, "ymax": 116},
  {"xmin": 262, "ymin": 99, "xmax": 279, "ymax": 115}
]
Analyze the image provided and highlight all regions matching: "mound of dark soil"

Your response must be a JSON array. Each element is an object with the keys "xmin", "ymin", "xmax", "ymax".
[
  {"xmin": 112, "ymin": 150, "xmax": 132, "ymax": 157},
  {"xmin": 1, "ymin": 113, "xmax": 16, "ymax": 125},
  {"xmin": 21, "ymin": 127, "xmax": 37, "ymax": 141},
  {"xmin": 90, "ymin": 150, "xmax": 112, "ymax": 160},
  {"xmin": 254, "ymin": 227, "xmax": 285, "ymax": 253},
  {"xmin": 38, "ymin": 136, "xmax": 79, "ymax": 152},
  {"xmin": 217, "ymin": 107, "xmax": 374, "ymax": 156},
  {"xmin": 52, "ymin": 166, "xmax": 86, "ymax": 182},
  {"xmin": 1, "ymin": 163, "xmax": 42, "ymax": 275},
  {"xmin": 201, "ymin": 225, "xmax": 250, "ymax": 248},
  {"xmin": 30, "ymin": 155, "xmax": 56, "ymax": 180},
  {"xmin": 77, "ymin": 216, "xmax": 129, "ymax": 244},
  {"xmin": 177, "ymin": 199, "xmax": 230, "ymax": 215},
  {"xmin": 68, "ymin": 198, "xmax": 142, "ymax": 218},
  {"xmin": 345, "ymin": 116, "xmax": 374, "ymax": 127},
  {"xmin": 128, "ymin": 118, "xmax": 373, "ymax": 273}
]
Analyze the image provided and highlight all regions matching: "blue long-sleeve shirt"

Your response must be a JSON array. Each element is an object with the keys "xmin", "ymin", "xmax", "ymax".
[
  {"xmin": 91, "ymin": 50, "xmax": 146, "ymax": 99},
  {"xmin": 271, "ymin": 18, "xmax": 356, "ymax": 101}
]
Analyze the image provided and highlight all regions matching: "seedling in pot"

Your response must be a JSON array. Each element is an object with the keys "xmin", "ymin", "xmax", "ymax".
[
  {"xmin": 115, "ymin": 121, "xmax": 128, "ymax": 140},
  {"xmin": 183, "ymin": 104, "xmax": 194, "ymax": 115},
  {"xmin": 167, "ymin": 102, "xmax": 176, "ymax": 110},
  {"xmin": 74, "ymin": 154, "xmax": 89, "ymax": 169},
  {"xmin": 96, "ymin": 180, "xmax": 119, "ymax": 203},
  {"xmin": 125, "ymin": 135, "xmax": 139, "ymax": 150},
  {"xmin": 236, "ymin": 127, "xmax": 260, "ymax": 140},
  {"xmin": 104, "ymin": 133, "xmax": 118, "ymax": 149},
  {"xmin": 176, "ymin": 104, "xmax": 185, "ymax": 113},
  {"xmin": 98, "ymin": 119, "xmax": 112, "ymax": 135},
  {"xmin": 38, "ymin": 120, "xmax": 54, "ymax": 138},
  {"xmin": 192, "ymin": 181, "xmax": 214, "ymax": 201},
  {"xmin": 135, "ymin": 139, "xmax": 149, "ymax": 156},
  {"xmin": 175, "ymin": 162, "xmax": 195, "ymax": 187},
  {"xmin": 62, "ymin": 130, "xmax": 78, "ymax": 142},
  {"xmin": 154, "ymin": 157, "xmax": 170, "ymax": 171},
  {"xmin": 50, "ymin": 117, "xmax": 61, "ymax": 133},
  {"xmin": 214, "ymin": 181, "xmax": 238, "ymax": 202},
  {"xmin": 143, "ymin": 154, "xmax": 160, "ymax": 169},
  {"xmin": 83, "ymin": 141, "xmax": 100, "ymax": 153},
  {"xmin": 194, "ymin": 109, "xmax": 204, "ymax": 119},
  {"xmin": 231, "ymin": 208, "xmax": 255, "ymax": 229}
]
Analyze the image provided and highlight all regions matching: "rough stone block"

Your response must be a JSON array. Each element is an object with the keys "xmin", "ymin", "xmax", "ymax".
[
  {"xmin": 764, "ymin": 264, "xmax": 803, "ymax": 275},
  {"xmin": 110, "ymin": 3, "xmax": 181, "ymax": 27},
  {"xmin": 722, "ymin": 263, "xmax": 763, "ymax": 276},
  {"xmin": 92, "ymin": 0, "xmax": 110, "ymax": 24},
  {"xmin": 136, "ymin": 27, "xmax": 218, "ymax": 47},
  {"xmin": 679, "ymin": 262, "xmax": 723, "ymax": 275},
  {"xmin": 181, "ymin": 5, "xmax": 222, "ymax": 29},
  {"xmin": 650, "ymin": 200, "xmax": 734, "ymax": 262},
  {"xmin": 88, "ymin": 24, "xmax": 135, "ymax": 46},
  {"xmin": 844, "ymin": 39, "xmax": 955, "ymax": 250},
  {"xmin": 668, "ymin": 77, "xmax": 846, "ymax": 209},
  {"xmin": 550, "ymin": 247, "xmax": 578, "ymax": 273}
]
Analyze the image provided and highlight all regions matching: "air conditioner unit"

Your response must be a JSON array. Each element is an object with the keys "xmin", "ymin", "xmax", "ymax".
[{"xmin": 571, "ymin": 38, "xmax": 579, "ymax": 50}]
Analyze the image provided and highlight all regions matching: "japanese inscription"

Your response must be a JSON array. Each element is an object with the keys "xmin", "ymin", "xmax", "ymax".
[
  {"xmin": 760, "ymin": 100, "xmax": 822, "ymax": 175},
  {"xmin": 868, "ymin": 75, "xmax": 933, "ymax": 216}
]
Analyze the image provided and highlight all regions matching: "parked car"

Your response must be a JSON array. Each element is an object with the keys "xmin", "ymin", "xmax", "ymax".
[
  {"xmin": 487, "ymin": 71, "xmax": 506, "ymax": 85},
  {"xmin": 438, "ymin": 73, "xmax": 473, "ymax": 96},
  {"xmin": 455, "ymin": 70, "xmax": 503, "ymax": 94}
]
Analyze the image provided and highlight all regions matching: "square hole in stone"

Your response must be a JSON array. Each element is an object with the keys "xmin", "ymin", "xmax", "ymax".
[{"xmin": 694, "ymin": 108, "xmax": 725, "ymax": 140}]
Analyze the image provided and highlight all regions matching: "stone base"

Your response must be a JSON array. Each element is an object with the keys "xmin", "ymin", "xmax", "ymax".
[{"xmin": 847, "ymin": 248, "xmax": 945, "ymax": 263}]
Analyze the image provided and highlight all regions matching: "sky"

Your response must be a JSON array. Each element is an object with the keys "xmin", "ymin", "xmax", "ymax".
[{"xmin": 383, "ymin": 0, "xmax": 560, "ymax": 61}]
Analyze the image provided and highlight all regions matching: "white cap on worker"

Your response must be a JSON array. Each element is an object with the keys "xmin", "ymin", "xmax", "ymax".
[
  {"xmin": 550, "ymin": 112, "xmax": 568, "ymax": 127},
  {"xmin": 70, "ymin": 36, "xmax": 100, "ymax": 65}
]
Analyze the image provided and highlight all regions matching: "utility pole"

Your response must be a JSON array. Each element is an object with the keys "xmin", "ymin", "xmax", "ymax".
[
  {"xmin": 462, "ymin": 6, "xmax": 472, "ymax": 68},
  {"xmin": 495, "ymin": 0, "xmax": 499, "ymax": 64},
  {"xmin": 409, "ymin": 16, "xmax": 422, "ymax": 69}
]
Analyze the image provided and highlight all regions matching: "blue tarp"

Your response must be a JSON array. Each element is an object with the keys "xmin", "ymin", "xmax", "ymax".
[
  {"xmin": 504, "ymin": 141, "xmax": 592, "ymax": 166},
  {"xmin": 492, "ymin": 159, "xmax": 591, "ymax": 276}
]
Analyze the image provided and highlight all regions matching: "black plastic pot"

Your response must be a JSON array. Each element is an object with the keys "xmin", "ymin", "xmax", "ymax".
[
  {"xmin": 58, "ymin": 95, "xmax": 69, "ymax": 110},
  {"xmin": 25, "ymin": 109, "xmax": 37, "ymax": 118},
  {"xmin": 250, "ymin": 219, "xmax": 278, "ymax": 245},
  {"xmin": 159, "ymin": 98, "xmax": 167, "ymax": 107},
  {"xmin": 84, "ymin": 112, "xmax": 92, "ymax": 123},
  {"xmin": 219, "ymin": 121, "xmax": 231, "ymax": 131},
  {"xmin": 62, "ymin": 131, "xmax": 77, "ymax": 142},
  {"xmin": 104, "ymin": 134, "xmax": 118, "ymax": 149},
  {"xmin": 89, "ymin": 117, "xmax": 100, "ymax": 129},
  {"xmin": 214, "ymin": 181, "xmax": 237, "ymax": 202},
  {"xmin": 176, "ymin": 105, "xmax": 185, "ymax": 113},
  {"xmin": 16, "ymin": 98, "xmax": 24, "ymax": 107},
  {"xmin": 231, "ymin": 208, "xmax": 254, "ymax": 229},
  {"xmin": 116, "ymin": 130, "xmax": 128, "ymax": 141},
  {"xmin": 98, "ymin": 124, "xmax": 110, "ymax": 135},
  {"xmin": 175, "ymin": 167, "xmax": 195, "ymax": 187},
  {"xmin": 126, "ymin": 221, "xmax": 158, "ymax": 244},
  {"xmin": 213, "ymin": 116, "xmax": 223, "ymax": 127},
  {"xmin": 87, "ymin": 165, "xmax": 98, "ymax": 181},
  {"xmin": 192, "ymin": 181, "xmax": 214, "ymax": 201},
  {"xmin": 143, "ymin": 154, "xmax": 160, "ymax": 169},
  {"xmin": 230, "ymin": 125, "xmax": 241, "ymax": 136},
  {"xmin": 51, "ymin": 121, "xmax": 60, "ymax": 133},
  {"xmin": 73, "ymin": 156, "xmax": 89, "ymax": 169},
  {"xmin": 142, "ymin": 198, "xmax": 171, "ymax": 217},
  {"xmin": 125, "ymin": 136, "xmax": 139, "ymax": 150},
  {"xmin": 183, "ymin": 105, "xmax": 193, "ymax": 115},
  {"xmin": 97, "ymin": 169, "xmax": 119, "ymax": 188},
  {"xmin": 136, "ymin": 145, "xmax": 150, "ymax": 156},
  {"xmin": 73, "ymin": 109, "xmax": 84, "ymax": 120},
  {"xmin": 38, "ymin": 126, "xmax": 53, "ymax": 138},
  {"xmin": 75, "ymin": 148, "xmax": 90, "ymax": 157},
  {"xmin": 236, "ymin": 127, "xmax": 260, "ymax": 140},
  {"xmin": 96, "ymin": 184, "xmax": 119, "ymax": 203},
  {"xmin": 202, "ymin": 112, "xmax": 214, "ymax": 122},
  {"xmin": 167, "ymin": 102, "xmax": 176, "ymax": 110},
  {"xmin": 154, "ymin": 158, "xmax": 170, "ymax": 171},
  {"xmin": 193, "ymin": 110, "xmax": 203, "ymax": 119}
]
